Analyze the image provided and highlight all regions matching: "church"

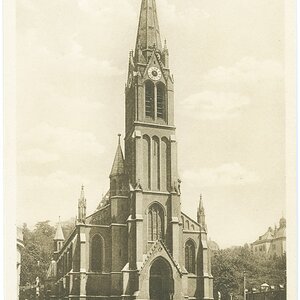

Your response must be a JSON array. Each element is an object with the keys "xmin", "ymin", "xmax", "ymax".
[{"xmin": 46, "ymin": 0, "xmax": 214, "ymax": 299}]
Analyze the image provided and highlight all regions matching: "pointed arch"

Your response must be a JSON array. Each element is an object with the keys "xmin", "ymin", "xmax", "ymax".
[
  {"xmin": 156, "ymin": 82, "xmax": 166, "ymax": 120},
  {"xmin": 143, "ymin": 134, "xmax": 151, "ymax": 189},
  {"xmin": 185, "ymin": 239, "xmax": 196, "ymax": 274},
  {"xmin": 148, "ymin": 203, "xmax": 164, "ymax": 241},
  {"xmin": 145, "ymin": 80, "xmax": 155, "ymax": 118},
  {"xmin": 185, "ymin": 220, "xmax": 190, "ymax": 230},
  {"xmin": 91, "ymin": 234, "xmax": 104, "ymax": 272},
  {"xmin": 149, "ymin": 257, "xmax": 174, "ymax": 300},
  {"xmin": 152, "ymin": 136, "xmax": 160, "ymax": 190},
  {"xmin": 161, "ymin": 137, "xmax": 169, "ymax": 191}
]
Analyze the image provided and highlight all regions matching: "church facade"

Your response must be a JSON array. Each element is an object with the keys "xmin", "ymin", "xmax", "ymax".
[{"xmin": 46, "ymin": 0, "xmax": 214, "ymax": 299}]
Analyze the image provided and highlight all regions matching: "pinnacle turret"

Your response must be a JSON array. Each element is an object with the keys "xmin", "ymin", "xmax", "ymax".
[
  {"xmin": 54, "ymin": 217, "xmax": 64, "ymax": 254},
  {"xmin": 54, "ymin": 216, "xmax": 65, "ymax": 241},
  {"xmin": 197, "ymin": 194, "xmax": 206, "ymax": 228},
  {"xmin": 77, "ymin": 185, "xmax": 87, "ymax": 223}
]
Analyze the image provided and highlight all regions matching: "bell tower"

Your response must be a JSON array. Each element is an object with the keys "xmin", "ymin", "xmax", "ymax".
[
  {"xmin": 125, "ymin": 0, "xmax": 177, "ymax": 194},
  {"xmin": 124, "ymin": 2, "xmax": 182, "ymax": 290}
]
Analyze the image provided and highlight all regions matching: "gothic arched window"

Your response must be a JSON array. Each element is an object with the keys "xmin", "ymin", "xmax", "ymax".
[
  {"xmin": 143, "ymin": 135, "xmax": 151, "ymax": 189},
  {"xmin": 91, "ymin": 235, "xmax": 103, "ymax": 272},
  {"xmin": 148, "ymin": 203, "xmax": 164, "ymax": 241},
  {"xmin": 185, "ymin": 240, "xmax": 196, "ymax": 274},
  {"xmin": 161, "ymin": 137, "xmax": 169, "ymax": 191},
  {"xmin": 145, "ymin": 81, "xmax": 155, "ymax": 118},
  {"xmin": 152, "ymin": 136, "xmax": 160, "ymax": 190},
  {"xmin": 156, "ymin": 82, "xmax": 166, "ymax": 119},
  {"xmin": 185, "ymin": 220, "xmax": 190, "ymax": 230}
]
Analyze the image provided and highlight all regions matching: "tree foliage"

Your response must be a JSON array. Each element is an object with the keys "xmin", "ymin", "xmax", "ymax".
[
  {"xmin": 20, "ymin": 221, "xmax": 56, "ymax": 286},
  {"xmin": 20, "ymin": 219, "xmax": 76, "ymax": 287},
  {"xmin": 211, "ymin": 245, "xmax": 286, "ymax": 300}
]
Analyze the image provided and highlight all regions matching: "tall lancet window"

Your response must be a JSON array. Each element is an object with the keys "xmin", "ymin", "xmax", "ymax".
[
  {"xmin": 145, "ymin": 81, "xmax": 155, "ymax": 118},
  {"xmin": 156, "ymin": 82, "xmax": 166, "ymax": 119},
  {"xmin": 185, "ymin": 240, "xmax": 196, "ymax": 274},
  {"xmin": 91, "ymin": 235, "xmax": 103, "ymax": 272},
  {"xmin": 148, "ymin": 203, "xmax": 164, "ymax": 241}
]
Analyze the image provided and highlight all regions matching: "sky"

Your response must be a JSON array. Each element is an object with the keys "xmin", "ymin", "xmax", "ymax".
[{"xmin": 16, "ymin": 0, "xmax": 285, "ymax": 248}]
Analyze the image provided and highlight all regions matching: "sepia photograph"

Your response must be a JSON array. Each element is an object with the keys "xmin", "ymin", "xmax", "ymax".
[{"xmin": 5, "ymin": 0, "xmax": 296, "ymax": 299}]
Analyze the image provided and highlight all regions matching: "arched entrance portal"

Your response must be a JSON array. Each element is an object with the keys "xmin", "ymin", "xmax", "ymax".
[{"xmin": 149, "ymin": 257, "xmax": 174, "ymax": 300}]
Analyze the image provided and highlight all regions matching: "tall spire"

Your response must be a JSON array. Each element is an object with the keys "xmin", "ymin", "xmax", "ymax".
[
  {"xmin": 135, "ymin": 0, "xmax": 162, "ymax": 55},
  {"xmin": 110, "ymin": 134, "xmax": 125, "ymax": 177}
]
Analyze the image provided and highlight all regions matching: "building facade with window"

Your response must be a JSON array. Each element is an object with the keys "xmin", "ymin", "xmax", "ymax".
[
  {"xmin": 45, "ymin": 0, "xmax": 214, "ymax": 299},
  {"xmin": 251, "ymin": 217, "xmax": 286, "ymax": 257}
]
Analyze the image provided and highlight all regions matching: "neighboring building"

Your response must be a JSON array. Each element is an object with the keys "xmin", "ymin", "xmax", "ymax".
[
  {"xmin": 251, "ymin": 217, "xmax": 286, "ymax": 256},
  {"xmin": 17, "ymin": 227, "xmax": 24, "ymax": 299},
  {"xmin": 45, "ymin": 0, "xmax": 214, "ymax": 299}
]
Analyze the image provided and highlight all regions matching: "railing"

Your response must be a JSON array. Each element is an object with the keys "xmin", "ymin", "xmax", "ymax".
[{"xmin": 246, "ymin": 289, "xmax": 286, "ymax": 300}]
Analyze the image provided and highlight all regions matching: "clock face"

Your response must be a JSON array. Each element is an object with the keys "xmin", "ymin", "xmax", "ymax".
[{"xmin": 148, "ymin": 67, "xmax": 162, "ymax": 81}]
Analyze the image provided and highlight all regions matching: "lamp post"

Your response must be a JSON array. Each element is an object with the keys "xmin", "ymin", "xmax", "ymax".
[{"xmin": 243, "ymin": 271, "xmax": 247, "ymax": 300}]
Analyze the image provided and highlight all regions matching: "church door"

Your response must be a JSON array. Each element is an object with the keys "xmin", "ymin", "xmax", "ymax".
[{"xmin": 149, "ymin": 257, "xmax": 174, "ymax": 300}]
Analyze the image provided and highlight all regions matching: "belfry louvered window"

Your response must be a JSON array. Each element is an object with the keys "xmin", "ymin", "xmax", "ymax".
[
  {"xmin": 185, "ymin": 240, "xmax": 196, "ymax": 274},
  {"xmin": 148, "ymin": 203, "xmax": 164, "ymax": 241},
  {"xmin": 145, "ymin": 81, "xmax": 154, "ymax": 118},
  {"xmin": 156, "ymin": 82, "xmax": 165, "ymax": 119}
]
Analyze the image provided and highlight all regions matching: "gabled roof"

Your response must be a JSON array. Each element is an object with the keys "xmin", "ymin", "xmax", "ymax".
[
  {"xmin": 96, "ymin": 190, "xmax": 110, "ymax": 210},
  {"xmin": 110, "ymin": 135, "xmax": 125, "ymax": 177},
  {"xmin": 140, "ymin": 240, "xmax": 183, "ymax": 274}
]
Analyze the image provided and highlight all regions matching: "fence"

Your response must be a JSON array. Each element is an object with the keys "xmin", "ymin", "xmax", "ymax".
[{"xmin": 246, "ymin": 290, "xmax": 286, "ymax": 300}]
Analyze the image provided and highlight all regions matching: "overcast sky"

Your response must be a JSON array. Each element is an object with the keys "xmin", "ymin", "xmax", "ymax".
[{"xmin": 16, "ymin": 0, "xmax": 285, "ymax": 248}]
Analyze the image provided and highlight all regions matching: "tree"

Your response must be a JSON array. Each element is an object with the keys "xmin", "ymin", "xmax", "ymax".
[
  {"xmin": 211, "ymin": 246, "xmax": 286, "ymax": 300},
  {"xmin": 20, "ymin": 221, "xmax": 56, "ymax": 286},
  {"xmin": 20, "ymin": 219, "xmax": 76, "ymax": 288}
]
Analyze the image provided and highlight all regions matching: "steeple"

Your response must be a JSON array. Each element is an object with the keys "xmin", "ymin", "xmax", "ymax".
[
  {"xmin": 110, "ymin": 134, "xmax": 128, "ymax": 197},
  {"xmin": 54, "ymin": 217, "xmax": 64, "ymax": 254},
  {"xmin": 197, "ymin": 194, "xmax": 206, "ymax": 228},
  {"xmin": 110, "ymin": 134, "xmax": 125, "ymax": 177},
  {"xmin": 77, "ymin": 185, "xmax": 87, "ymax": 223},
  {"xmin": 135, "ymin": 0, "xmax": 162, "ymax": 57},
  {"xmin": 125, "ymin": 0, "xmax": 176, "ymax": 191}
]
